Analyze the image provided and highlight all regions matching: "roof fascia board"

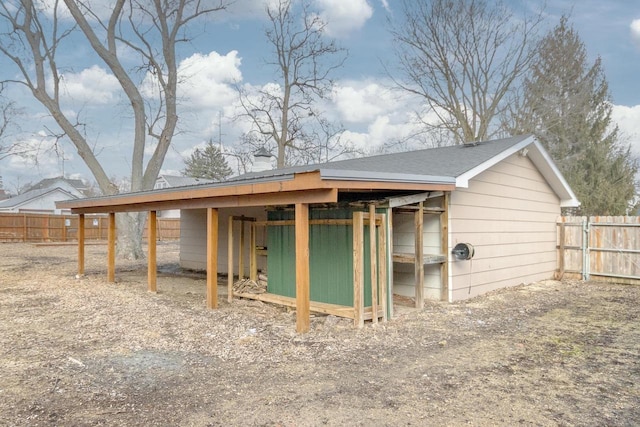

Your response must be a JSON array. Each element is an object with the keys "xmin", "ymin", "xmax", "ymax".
[
  {"xmin": 319, "ymin": 168, "xmax": 455, "ymax": 185},
  {"xmin": 527, "ymin": 139, "xmax": 580, "ymax": 208},
  {"xmin": 455, "ymin": 136, "xmax": 535, "ymax": 188}
]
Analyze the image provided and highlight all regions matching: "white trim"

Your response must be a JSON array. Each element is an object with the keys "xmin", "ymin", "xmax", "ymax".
[
  {"xmin": 454, "ymin": 136, "xmax": 580, "ymax": 208},
  {"xmin": 455, "ymin": 136, "xmax": 535, "ymax": 188}
]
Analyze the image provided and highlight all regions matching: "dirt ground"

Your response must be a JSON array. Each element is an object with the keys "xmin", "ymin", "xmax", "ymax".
[{"xmin": 0, "ymin": 242, "xmax": 638, "ymax": 426}]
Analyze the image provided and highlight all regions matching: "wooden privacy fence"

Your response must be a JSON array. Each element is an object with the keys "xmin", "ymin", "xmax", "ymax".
[
  {"xmin": 0, "ymin": 212, "xmax": 180, "ymax": 243},
  {"xmin": 557, "ymin": 216, "xmax": 640, "ymax": 283}
]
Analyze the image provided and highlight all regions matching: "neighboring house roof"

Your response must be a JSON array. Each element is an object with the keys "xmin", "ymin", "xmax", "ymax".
[
  {"xmin": 0, "ymin": 187, "xmax": 78, "ymax": 211},
  {"xmin": 156, "ymin": 175, "xmax": 213, "ymax": 188},
  {"xmin": 27, "ymin": 177, "xmax": 89, "ymax": 195},
  {"xmin": 57, "ymin": 135, "xmax": 579, "ymax": 212}
]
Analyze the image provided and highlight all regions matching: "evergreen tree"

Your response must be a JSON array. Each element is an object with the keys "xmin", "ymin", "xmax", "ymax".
[
  {"xmin": 510, "ymin": 16, "xmax": 637, "ymax": 215},
  {"xmin": 182, "ymin": 140, "xmax": 233, "ymax": 182}
]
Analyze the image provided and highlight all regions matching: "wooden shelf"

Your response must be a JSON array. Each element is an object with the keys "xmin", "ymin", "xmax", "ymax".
[
  {"xmin": 394, "ymin": 206, "xmax": 445, "ymax": 214},
  {"xmin": 393, "ymin": 252, "xmax": 446, "ymax": 265}
]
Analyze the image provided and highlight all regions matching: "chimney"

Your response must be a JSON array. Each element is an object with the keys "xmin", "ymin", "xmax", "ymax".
[{"xmin": 252, "ymin": 147, "xmax": 273, "ymax": 172}]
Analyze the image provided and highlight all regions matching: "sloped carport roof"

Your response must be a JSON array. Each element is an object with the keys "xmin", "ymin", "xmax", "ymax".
[{"xmin": 57, "ymin": 134, "xmax": 578, "ymax": 213}]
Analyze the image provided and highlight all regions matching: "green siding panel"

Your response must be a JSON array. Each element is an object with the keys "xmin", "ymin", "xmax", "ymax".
[{"xmin": 267, "ymin": 208, "xmax": 380, "ymax": 307}]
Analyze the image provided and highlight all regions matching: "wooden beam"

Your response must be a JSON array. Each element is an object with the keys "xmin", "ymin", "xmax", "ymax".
[
  {"xmin": 369, "ymin": 204, "xmax": 378, "ymax": 324},
  {"xmin": 227, "ymin": 215, "xmax": 234, "ymax": 303},
  {"xmin": 238, "ymin": 218, "xmax": 245, "ymax": 280},
  {"xmin": 353, "ymin": 211, "xmax": 365, "ymax": 328},
  {"xmin": 378, "ymin": 213, "xmax": 388, "ymax": 322},
  {"xmin": 557, "ymin": 220, "xmax": 565, "ymax": 280},
  {"xmin": 295, "ymin": 203, "xmax": 310, "ymax": 333},
  {"xmin": 250, "ymin": 222, "xmax": 257, "ymax": 281},
  {"xmin": 148, "ymin": 210, "xmax": 157, "ymax": 293},
  {"xmin": 415, "ymin": 202, "xmax": 424, "ymax": 309},
  {"xmin": 67, "ymin": 186, "xmax": 338, "ymax": 214},
  {"xmin": 207, "ymin": 208, "xmax": 219, "ymax": 309},
  {"xmin": 440, "ymin": 192, "xmax": 449, "ymax": 302},
  {"xmin": 77, "ymin": 213, "xmax": 85, "ymax": 276},
  {"xmin": 107, "ymin": 212, "xmax": 116, "ymax": 283}
]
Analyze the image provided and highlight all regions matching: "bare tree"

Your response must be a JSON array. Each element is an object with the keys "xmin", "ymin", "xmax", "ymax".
[
  {"xmin": 0, "ymin": 86, "xmax": 22, "ymax": 161},
  {"xmin": 237, "ymin": 0, "xmax": 347, "ymax": 168},
  {"xmin": 389, "ymin": 0, "xmax": 543, "ymax": 144},
  {"xmin": 0, "ymin": 0, "xmax": 226, "ymax": 258}
]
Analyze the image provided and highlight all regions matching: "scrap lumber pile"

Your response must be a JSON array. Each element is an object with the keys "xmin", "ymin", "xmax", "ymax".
[{"xmin": 233, "ymin": 273, "xmax": 268, "ymax": 294}]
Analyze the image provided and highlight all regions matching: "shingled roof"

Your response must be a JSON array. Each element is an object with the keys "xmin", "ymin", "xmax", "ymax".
[{"xmin": 231, "ymin": 134, "xmax": 530, "ymax": 183}]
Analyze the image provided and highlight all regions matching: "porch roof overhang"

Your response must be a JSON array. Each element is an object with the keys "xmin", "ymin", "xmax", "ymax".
[{"xmin": 56, "ymin": 170, "xmax": 456, "ymax": 214}]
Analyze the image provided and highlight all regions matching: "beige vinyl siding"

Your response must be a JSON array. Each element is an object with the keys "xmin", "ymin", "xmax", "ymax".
[
  {"xmin": 449, "ymin": 152, "xmax": 560, "ymax": 301},
  {"xmin": 392, "ymin": 197, "xmax": 444, "ymax": 300},
  {"xmin": 180, "ymin": 207, "xmax": 267, "ymax": 274}
]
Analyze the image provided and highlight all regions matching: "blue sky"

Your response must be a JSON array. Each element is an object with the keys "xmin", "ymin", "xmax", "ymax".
[{"xmin": 1, "ymin": 0, "xmax": 640, "ymax": 192}]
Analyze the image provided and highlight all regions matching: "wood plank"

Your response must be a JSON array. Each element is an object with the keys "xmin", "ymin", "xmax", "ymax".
[
  {"xmin": 207, "ymin": 208, "xmax": 219, "ymax": 309},
  {"xmin": 227, "ymin": 215, "xmax": 234, "ymax": 303},
  {"xmin": 295, "ymin": 203, "xmax": 310, "ymax": 333},
  {"xmin": 556, "ymin": 220, "xmax": 565, "ymax": 280},
  {"xmin": 250, "ymin": 222, "xmax": 257, "ymax": 281},
  {"xmin": 78, "ymin": 213, "xmax": 85, "ymax": 276},
  {"xmin": 392, "ymin": 253, "xmax": 446, "ymax": 264},
  {"xmin": 353, "ymin": 211, "xmax": 365, "ymax": 328},
  {"xmin": 239, "ymin": 218, "xmax": 245, "ymax": 280},
  {"xmin": 67, "ymin": 187, "xmax": 338, "ymax": 214},
  {"xmin": 378, "ymin": 213, "xmax": 388, "ymax": 322},
  {"xmin": 233, "ymin": 292, "xmax": 356, "ymax": 319},
  {"xmin": 386, "ymin": 208, "xmax": 394, "ymax": 319},
  {"xmin": 440, "ymin": 192, "xmax": 449, "ymax": 302},
  {"xmin": 148, "ymin": 210, "xmax": 157, "ymax": 293},
  {"xmin": 386, "ymin": 191, "xmax": 443, "ymax": 208},
  {"xmin": 369, "ymin": 204, "xmax": 378, "ymax": 324},
  {"xmin": 415, "ymin": 202, "xmax": 424, "ymax": 309},
  {"xmin": 107, "ymin": 212, "xmax": 116, "ymax": 282}
]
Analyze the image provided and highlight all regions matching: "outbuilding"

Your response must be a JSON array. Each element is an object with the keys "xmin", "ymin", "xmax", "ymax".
[{"xmin": 57, "ymin": 135, "xmax": 579, "ymax": 332}]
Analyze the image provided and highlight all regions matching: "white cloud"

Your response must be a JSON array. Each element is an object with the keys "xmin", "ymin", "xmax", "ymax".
[
  {"xmin": 59, "ymin": 65, "xmax": 120, "ymax": 105},
  {"xmin": 612, "ymin": 104, "xmax": 640, "ymax": 157},
  {"xmin": 315, "ymin": 0, "xmax": 373, "ymax": 37},
  {"xmin": 332, "ymin": 81, "xmax": 403, "ymax": 123},
  {"xmin": 631, "ymin": 19, "xmax": 640, "ymax": 47},
  {"xmin": 178, "ymin": 51, "xmax": 243, "ymax": 109}
]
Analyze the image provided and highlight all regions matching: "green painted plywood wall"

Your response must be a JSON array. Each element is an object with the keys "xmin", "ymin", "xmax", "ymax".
[{"xmin": 267, "ymin": 208, "xmax": 380, "ymax": 307}]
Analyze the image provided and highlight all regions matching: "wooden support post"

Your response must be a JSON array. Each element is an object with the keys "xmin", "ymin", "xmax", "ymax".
[
  {"xmin": 228, "ymin": 215, "xmax": 234, "ymax": 303},
  {"xmin": 78, "ymin": 214, "xmax": 85, "ymax": 276},
  {"xmin": 107, "ymin": 212, "xmax": 116, "ymax": 283},
  {"xmin": 295, "ymin": 203, "xmax": 310, "ymax": 333},
  {"xmin": 378, "ymin": 214, "xmax": 388, "ymax": 322},
  {"xmin": 440, "ymin": 192, "xmax": 449, "ymax": 302},
  {"xmin": 353, "ymin": 211, "xmax": 365, "ymax": 328},
  {"xmin": 148, "ymin": 210, "xmax": 157, "ymax": 293},
  {"xmin": 415, "ymin": 202, "xmax": 424, "ymax": 309},
  {"xmin": 238, "ymin": 218, "xmax": 245, "ymax": 280},
  {"xmin": 250, "ymin": 222, "xmax": 257, "ymax": 281},
  {"xmin": 557, "ymin": 221, "xmax": 565, "ymax": 280},
  {"xmin": 207, "ymin": 208, "xmax": 219, "ymax": 309},
  {"xmin": 369, "ymin": 204, "xmax": 378, "ymax": 324}
]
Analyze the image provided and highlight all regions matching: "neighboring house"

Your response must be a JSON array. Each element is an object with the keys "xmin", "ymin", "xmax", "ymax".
[
  {"xmin": 58, "ymin": 135, "xmax": 579, "ymax": 331},
  {"xmin": 154, "ymin": 175, "xmax": 212, "ymax": 218},
  {"xmin": 26, "ymin": 177, "xmax": 91, "ymax": 197},
  {"xmin": 0, "ymin": 187, "xmax": 79, "ymax": 214}
]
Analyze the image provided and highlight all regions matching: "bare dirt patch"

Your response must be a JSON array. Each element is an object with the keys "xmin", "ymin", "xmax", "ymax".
[{"xmin": 0, "ymin": 242, "xmax": 639, "ymax": 426}]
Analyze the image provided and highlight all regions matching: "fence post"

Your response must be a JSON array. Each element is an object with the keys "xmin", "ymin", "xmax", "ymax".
[
  {"xmin": 23, "ymin": 213, "xmax": 27, "ymax": 242},
  {"xmin": 582, "ymin": 217, "xmax": 589, "ymax": 281},
  {"xmin": 557, "ymin": 221, "xmax": 565, "ymax": 280}
]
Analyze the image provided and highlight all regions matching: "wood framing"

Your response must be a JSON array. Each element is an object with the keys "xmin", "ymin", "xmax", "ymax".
[
  {"xmin": 77, "ymin": 213, "xmax": 85, "ymax": 276},
  {"xmin": 440, "ymin": 192, "xmax": 449, "ymax": 301},
  {"xmin": 227, "ymin": 215, "xmax": 234, "ymax": 303},
  {"xmin": 295, "ymin": 203, "xmax": 310, "ymax": 333},
  {"xmin": 415, "ymin": 202, "xmax": 424, "ymax": 309},
  {"xmin": 207, "ymin": 208, "xmax": 219, "ymax": 309},
  {"xmin": 148, "ymin": 210, "xmax": 157, "ymax": 293},
  {"xmin": 107, "ymin": 212, "xmax": 115, "ymax": 282},
  {"xmin": 378, "ymin": 214, "xmax": 388, "ymax": 322},
  {"xmin": 353, "ymin": 211, "xmax": 365, "ymax": 328},
  {"xmin": 369, "ymin": 204, "xmax": 378, "ymax": 324}
]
